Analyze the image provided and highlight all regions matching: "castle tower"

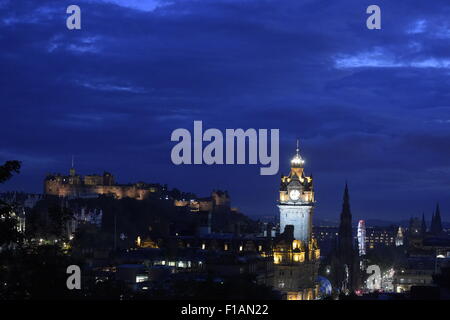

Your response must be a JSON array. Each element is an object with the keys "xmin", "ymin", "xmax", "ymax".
[{"xmin": 278, "ymin": 141, "xmax": 314, "ymax": 242}]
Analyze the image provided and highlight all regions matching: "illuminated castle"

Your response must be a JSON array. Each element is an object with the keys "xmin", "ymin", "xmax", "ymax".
[
  {"xmin": 44, "ymin": 165, "xmax": 161, "ymax": 200},
  {"xmin": 273, "ymin": 142, "xmax": 320, "ymax": 300}
]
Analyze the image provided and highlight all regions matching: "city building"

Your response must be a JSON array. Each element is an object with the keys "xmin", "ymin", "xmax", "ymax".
[
  {"xmin": 393, "ymin": 258, "xmax": 435, "ymax": 293},
  {"xmin": 393, "ymin": 211, "xmax": 450, "ymax": 294},
  {"xmin": 365, "ymin": 226, "xmax": 397, "ymax": 249},
  {"xmin": 315, "ymin": 223, "xmax": 399, "ymax": 255},
  {"xmin": 312, "ymin": 225, "xmax": 338, "ymax": 256}
]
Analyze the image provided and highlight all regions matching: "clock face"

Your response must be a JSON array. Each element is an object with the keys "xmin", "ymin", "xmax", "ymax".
[{"xmin": 289, "ymin": 189, "xmax": 300, "ymax": 201}]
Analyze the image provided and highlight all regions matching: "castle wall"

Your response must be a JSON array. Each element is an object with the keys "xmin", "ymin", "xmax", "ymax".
[{"xmin": 44, "ymin": 179, "xmax": 156, "ymax": 200}]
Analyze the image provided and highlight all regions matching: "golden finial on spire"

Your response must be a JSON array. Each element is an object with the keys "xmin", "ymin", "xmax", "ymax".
[{"xmin": 291, "ymin": 139, "xmax": 304, "ymax": 167}]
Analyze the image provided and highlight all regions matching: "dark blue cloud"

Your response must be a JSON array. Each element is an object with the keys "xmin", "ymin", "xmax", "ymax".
[{"xmin": 1, "ymin": 0, "xmax": 450, "ymax": 222}]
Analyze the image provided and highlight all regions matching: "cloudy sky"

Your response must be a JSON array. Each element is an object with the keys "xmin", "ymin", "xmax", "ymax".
[{"xmin": 1, "ymin": 0, "xmax": 450, "ymax": 223}]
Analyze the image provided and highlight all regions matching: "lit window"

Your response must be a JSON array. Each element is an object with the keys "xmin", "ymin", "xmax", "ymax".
[{"xmin": 136, "ymin": 275, "xmax": 148, "ymax": 283}]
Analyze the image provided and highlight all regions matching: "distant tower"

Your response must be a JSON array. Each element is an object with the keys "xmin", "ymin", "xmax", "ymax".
[
  {"xmin": 421, "ymin": 213, "xmax": 427, "ymax": 235},
  {"xmin": 430, "ymin": 203, "xmax": 443, "ymax": 236},
  {"xmin": 395, "ymin": 227, "xmax": 404, "ymax": 247},
  {"xmin": 278, "ymin": 140, "xmax": 314, "ymax": 242},
  {"xmin": 357, "ymin": 220, "xmax": 366, "ymax": 256},
  {"xmin": 69, "ymin": 155, "xmax": 76, "ymax": 177}
]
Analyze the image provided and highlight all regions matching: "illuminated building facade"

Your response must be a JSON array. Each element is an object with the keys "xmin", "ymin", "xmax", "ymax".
[
  {"xmin": 396, "ymin": 226, "xmax": 404, "ymax": 247},
  {"xmin": 315, "ymin": 224, "xmax": 398, "ymax": 253},
  {"xmin": 365, "ymin": 226, "xmax": 397, "ymax": 249},
  {"xmin": 274, "ymin": 143, "xmax": 320, "ymax": 300}
]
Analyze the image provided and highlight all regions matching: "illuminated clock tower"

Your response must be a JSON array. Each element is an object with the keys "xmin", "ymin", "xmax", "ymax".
[
  {"xmin": 278, "ymin": 141, "xmax": 314, "ymax": 242},
  {"xmin": 273, "ymin": 141, "xmax": 320, "ymax": 300}
]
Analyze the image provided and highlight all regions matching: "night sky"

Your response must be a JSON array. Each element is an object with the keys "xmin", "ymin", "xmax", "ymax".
[{"xmin": 1, "ymin": 0, "xmax": 450, "ymax": 223}]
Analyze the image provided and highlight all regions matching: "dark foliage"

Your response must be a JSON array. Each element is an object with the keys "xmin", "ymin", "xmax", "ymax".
[
  {"xmin": 0, "ymin": 160, "xmax": 20, "ymax": 184},
  {"xmin": 0, "ymin": 160, "xmax": 22, "ymax": 246},
  {"xmin": 0, "ymin": 245, "xmax": 82, "ymax": 300}
]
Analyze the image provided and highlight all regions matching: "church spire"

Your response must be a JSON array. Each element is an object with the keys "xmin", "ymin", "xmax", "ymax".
[
  {"xmin": 342, "ymin": 182, "xmax": 351, "ymax": 216},
  {"xmin": 431, "ymin": 211, "xmax": 436, "ymax": 233},
  {"xmin": 432, "ymin": 203, "xmax": 443, "ymax": 235},
  {"xmin": 70, "ymin": 155, "xmax": 76, "ymax": 177},
  {"xmin": 335, "ymin": 182, "xmax": 356, "ymax": 293},
  {"xmin": 338, "ymin": 182, "xmax": 353, "ymax": 252},
  {"xmin": 421, "ymin": 212, "xmax": 427, "ymax": 235}
]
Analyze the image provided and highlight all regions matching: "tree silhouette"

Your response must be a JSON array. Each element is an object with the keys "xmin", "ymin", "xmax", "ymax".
[
  {"xmin": 0, "ymin": 160, "xmax": 20, "ymax": 183},
  {"xmin": 0, "ymin": 160, "xmax": 22, "ymax": 246}
]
